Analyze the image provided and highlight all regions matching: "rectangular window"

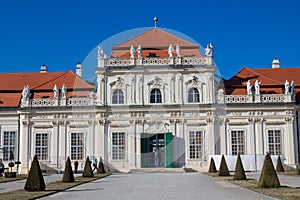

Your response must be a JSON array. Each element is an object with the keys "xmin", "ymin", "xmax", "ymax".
[
  {"xmin": 35, "ymin": 133, "xmax": 48, "ymax": 160},
  {"xmin": 188, "ymin": 131, "xmax": 202, "ymax": 159},
  {"xmin": 3, "ymin": 131, "xmax": 16, "ymax": 161},
  {"xmin": 71, "ymin": 133, "xmax": 84, "ymax": 160},
  {"xmin": 268, "ymin": 130, "xmax": 281, "ymax": 155},
  {"xmin": 112, "ymin": 132, "xmax": 126, "ymax": 160},
  {"xmin": 231, "ymin": 130, "xmax": 244, "ymax": 155}
]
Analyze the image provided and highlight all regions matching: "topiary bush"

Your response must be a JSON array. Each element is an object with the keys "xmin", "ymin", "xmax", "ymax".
[
  {"xmin": 258, "ymin": 153, "xmax": 280, "ymax": 188},
  {"xmin": 97, "ymin": 157, "xmax": 105, "ymax": 174},
  {"xmin": 233, "ymin": 154, "xmax": 246, "ymax": 180},
  {"xmin": 82, "ymin": 156, "xmax": 94, "ymax": 178},
  {"xmin": 276, "ymin": 155, "xmax": 284, "ymax": 172},
  {"xmin": 208, "ymin": 157, "xmax": 217, "ymax": 173},
  {"xmin": 62, "ymin": 156, "xmax": 75, "ymax": 182},
  {"xmin": 24, "ymin": 155, "xmax": 45, "ymax": 191},
  {"xmin": 218, "ymin": 155, "xmax": 230, "ymax": 176}
]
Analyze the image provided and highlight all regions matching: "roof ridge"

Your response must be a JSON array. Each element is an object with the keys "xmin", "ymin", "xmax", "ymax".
[
  {"xmin": 31, "ymin": 71, "xmax": 71, "ymax": 90},
  {"xmin": 245, "ymin": 67, "xmax": 282, "ymax": 84}
]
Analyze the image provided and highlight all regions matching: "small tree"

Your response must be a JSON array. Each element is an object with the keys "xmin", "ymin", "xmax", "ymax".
[
  {"xmin": 82, "ymin": 156, "xmax": 94, "ymax": 178},
  {"xmin": 8, "ymin": 150, "xmax": 15, "ymax": 172},
  {"xmin": 24, "ymin": 155, "xmax": 45, "ymax": 191},
  {"xmin": 258, "ymin": 153, "xmax": 280, "ymax": 188},
  {"xmin": 233, "ymin": 154, "xmax": 246, "ymax": 180},
  {"xmin": 97, "ymin": 157, "xmax": 105, "ymax": 174},
  {"xmin": 208, "ymin": 157, "xmax": 217, "ymax": 173},
  {"xmin": 62, "ymin": 157, "xmax": 75, "ymax": 182},
  {"xmin": 218, "ymin": 155, "xmax": 230, "ymax": 176},
  {"xmin": 276, "ymin": 155, "xmax": 284, "ymax": 172}
]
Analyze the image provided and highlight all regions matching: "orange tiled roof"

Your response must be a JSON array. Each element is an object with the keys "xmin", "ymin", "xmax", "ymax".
[
  {"xmin": 0, "ymin": 70, "xmax": 94, "ymax": 107},
  {"xmin": 225, "ymin": 67, "xmax": 300, "ymax": 98},
  {"xmin": 111, "ymin": 28, "xmax": 201, "ymax": 58}
]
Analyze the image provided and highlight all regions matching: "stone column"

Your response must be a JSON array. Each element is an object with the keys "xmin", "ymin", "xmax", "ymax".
[
  {"xmin": 169, "ymin": 74, "xmax": 174, "ymax": 104},
  {"xmin": 18, "ymin": 116, "xmax": 30, "ymax": 174}
]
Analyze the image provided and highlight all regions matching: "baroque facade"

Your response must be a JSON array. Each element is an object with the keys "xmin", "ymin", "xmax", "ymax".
[{"xmin": 0, "ymin": 28, "xmax": 299, "ymax": 174}]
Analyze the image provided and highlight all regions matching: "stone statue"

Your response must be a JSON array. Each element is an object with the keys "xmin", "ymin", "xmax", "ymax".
[
  {"xmin": 130, "ymin": 45, "xmax": 135, "ymax": 58},
  {"xmin": 97, "ymin": 46, "xmax": 104, "ymax": 59},
  {"xmin": 168, "ymin": 44, "xmax": 174, "ymax": 57},
  {"xmin": 61, "ymin": 84, "xmax": 67, "ymax": 98},
  {"xmin": 255, "ymin": 80, "xmax": 261, "ymax": 95},
  {"xmin": 246, "ymin": 80, "xmax": 252, "ymax": 95},
  {"xmin": 22, "ymin": 85, "xmax": 30, "ymax": 99},
  {"xmin": 137, "ymin": 45, "xmax": 142, "ymax": 58},
  {"xmin": 53, "ymin": 84, "xmax": 59, "ymax": 98},
  {"xmin": 291, "ymin": 80, "xmax": 295, "ymax": 94},
  {"xmin": 284, "ymin": 80, "xmax": 290, "ymax": 94},
  {"xmin": 205, "ymin": 43, "xmax": 213, "ymax": 57},
  {"xmin": 176, "ymin": 44, "xmax": 181, "ymax": 57}
]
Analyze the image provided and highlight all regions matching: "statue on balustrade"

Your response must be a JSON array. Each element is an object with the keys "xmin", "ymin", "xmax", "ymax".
[
  {"xmin": 246, "ymin": 80, "xmax": 252, "ymax": 95},
  {"xmin": 168, "ymin": 44, "xmax": 174, "ymax": 57},
  {"xmin": 22, "ymin": 85, "xmax": 30, "ymax": 99},
  {"xmin": 205, "ymin": 43, "xmax": 213, "ymax": 57},
  {"xmin": 53, "ymin": 84, "xmax": 59, "ymax": 98},
  {"xmin": 137, "ymin": 45, "xmax": 142, "ymax": 58},
  {"xmin": 61, "ymin": 84, "xmax": 67, "ymax": 98},
  {"xmin": 255, "ymin": 80, "xmax": 261, "ymax": 95},
  {"xmin": 284, "ymin": 80, "xmax": 290, "ymax": 94},
  {"xmin": 176, "ymin": 44, "xmax": 181, "ymax": 57},
  {"xmin": 130, "ymin": 45, "xmax": 135, "ymax": 58}
]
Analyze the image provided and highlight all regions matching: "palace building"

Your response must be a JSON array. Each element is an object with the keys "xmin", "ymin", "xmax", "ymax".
[{"xmin": 0, "ymin": 27, "xmax": 299, "ymax": 174}]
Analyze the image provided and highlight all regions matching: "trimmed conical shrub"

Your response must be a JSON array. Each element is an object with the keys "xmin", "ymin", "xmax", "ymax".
[
  {"xmin": 82, "ymin": 156, "xmax": 94, "ymax": 178},
  {"xmin": 258, "ymin": 153, "xmax": 280, "ymax": 188},
  {"xmin": 62, "ymin": 157, "xmax": 75, "ymax": 182},
  {"xmin": 276, "ymin": 155, "xmax": 284, "ymax": 172},
  {"xmin": 208, "ymin": 157, "xmax": 217, "ymax": 173},
  {"xmin": 97, "ymin": 157, "xmax": 105, "ymax": 174},
  {"xmin": 218, "ymin": 155, "xmax": 230, "ymax": 176},
  {"xmin": 233, "ymin": 154, "xmax": 246, "ymax": 180},
  {"xmin": 24, "ymin": 155, "xmax": 45, "ymax": 191}
]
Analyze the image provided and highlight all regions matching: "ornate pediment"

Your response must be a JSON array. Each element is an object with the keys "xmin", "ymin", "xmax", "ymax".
[
  {"xmin": 147, "ymin": 76, "xmax": 164, "ymax": 89},
  {"xmin": 110, "ymin": 77, "xmax": 126, "ymax": 89},
  {"xmin": 185, "ymin": 76, "xmax": 202, "ymax": 88}
]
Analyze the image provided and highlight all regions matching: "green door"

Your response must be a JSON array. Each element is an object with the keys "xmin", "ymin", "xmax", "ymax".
[
  {"xmin": 165, "ymin": 132, "xmax": 173, "ymax": 168},
  {"xmin": 141, "ymin": 133, "xmax": 149, "ymax": 168}
]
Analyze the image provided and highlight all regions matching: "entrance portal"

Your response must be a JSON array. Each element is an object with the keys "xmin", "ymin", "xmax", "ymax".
[{"xmin": 141, "ymin": 132, "xmax": 173, "ymax": 168}]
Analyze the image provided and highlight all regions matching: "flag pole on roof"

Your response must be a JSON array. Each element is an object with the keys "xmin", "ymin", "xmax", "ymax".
[{"xmin": 154, "ymin": 16, "xmax": 158, "ymax": 28}]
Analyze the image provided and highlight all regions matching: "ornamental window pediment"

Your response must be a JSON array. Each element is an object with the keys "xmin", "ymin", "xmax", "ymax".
[
  {"xmin": 147, "ymin": 76, "xmax": 164, "ymax": 90},
  {"xmin": 185, "ymin": 76, "xmax": 202, "ymax": 89},
  {"xmin": 110, "ymin": 77, "xmax": 126, "ymax": 90}
]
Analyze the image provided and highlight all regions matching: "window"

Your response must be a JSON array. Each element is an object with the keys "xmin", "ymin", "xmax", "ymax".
[
  {"xmin": 35, "ymin": 133, "xmax": 48, "ymax": 160},
  {"xmin": 231, "ymin": 130, "xmax": 244, "ymax": 155},
  {"xmin": 112, "ymin": 89, "xmax": 124, "ymax": 104},
  {"xmin": 112, "ymin": 132, "xmax": 126, "ymax": 160},
  {"xmin": 188, "ymin": 88, "xmax": 200, "ymax": 103},
  {"xmin": 268, "ymin": 130, "xmax": 281, "ymax": 155},
  {"xmin": 150, "ymin": 89, "xmax": 162, "ymax": 103},
  {"xmin": 189, "ymin": 131, "xmax": 202, "ymax": 159},
  {"xmin": 3, "ymin": 131, "xmax": 16, "ymax": 161},
  {"xmin": 71, "ymin": 133, "xmax": 84, "ymax": 160}
]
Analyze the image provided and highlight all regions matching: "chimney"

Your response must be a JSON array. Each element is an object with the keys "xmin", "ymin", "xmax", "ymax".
[
  {"xmin": 76, "ymin": 62, "xmax": 82, "ymax": 78},
  {"xmin": 40, "ymin": 64, "xmax": 48, "ymax": 73},
  {"xmin": 272, "ymin": 57, "xmax": 280, "ymax": 68}
]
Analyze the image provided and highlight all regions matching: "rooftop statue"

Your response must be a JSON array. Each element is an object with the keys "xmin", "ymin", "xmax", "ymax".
[
  {"xmin": 53, "ymin": 84, "xmax": 59, "ymax": 98},
  {"xmin": 285, "ymin": 80, "xmax": 290, "ymax": 94},
  {"xmin": 22, "ymin": 85, "xmax": 30, "ymax": 99},
  {"xmin": 291, "ymin": 80, "xmax": 295, "ymax": 94},
  {"xmin": 255, "ymin": 80, "xmax": 261, "ymax": 95},
  {"xmin": 168, "ymin": 44, "xmax": 174, "ymax": 57},
  {"xmin": 176, "ymin": 44, "xmax": 181, "ymax": 57},
  {"xmin": 61, "ymin": 84, "xmax": 67, "ymax": 98},
  {"xmin": 137, "ymin": 45, "xmax": 142, "ymax": 58},
  {"xmin": 246, "ymin": 80, "xmax": 252, "ymax": 95},
  {"xmin": 97, "ymin": 46, "xmax": 104, "ymax": 59},
  {"xmin": 205, "ymin": 43, "xmax": 213, "ymax": 57},
  {"xmin": 130, "ymin": 45, "xmax": 135, "ymax": 58}
]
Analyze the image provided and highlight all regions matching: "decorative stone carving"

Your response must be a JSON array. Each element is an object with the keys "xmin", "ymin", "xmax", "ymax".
[
  {"xmin": 137, "ymin": 44, "xmax": 142, "ymax": 58},
  {"xmin": 147, "ymin": 76, "xmax": 164, "ymax": 90},
  {"xmin": 284, "ymin": 80, "xmax": 290, "ymax": 94},
  {"xmin": 254, "ymin": 80, "xmax": 261, "ymax": 95},
  {"xmin": 61, "ymin": 84, "xmax": 67, "ymax": 98},
  {"xmin": 130, "ymin": 45, "xmax": 135, "ymax": 58},
  {"xmin": 53, "ymin": 84, "xmax": 59, "ymax": 98},
  {"xmin": 205, "ymin": 43, "xmax": 213, "ymax": 56},
  {"xmin": 22, "ymin": 85, "xmax": 30, "ymax": 100},
  {"xmin": 110, "ymin": 77, "xmax": 126, "ymax": 90},
  {"xmin": 168, "ymin": 44, "xmax": 174, "ymax": 57},
  {"xmin": 246, "ymin": 80, "xmax": 252, "ymax": 95}
]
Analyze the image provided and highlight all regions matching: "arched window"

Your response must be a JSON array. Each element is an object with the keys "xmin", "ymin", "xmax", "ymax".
[
  {"xmin": 112, "ymin": 89, "xmax": 124, "ymax": 104},
  {"xmin": 188, "ymin": 88, "xmax": 200, "ymax": 102},
  {"xmin": 150, "ymin": 89, "xmax": 162, "ymax": 103}
]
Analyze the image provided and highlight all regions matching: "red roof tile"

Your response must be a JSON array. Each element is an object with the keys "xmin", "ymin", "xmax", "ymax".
[{"xmin": 111, "ymin": 28, "xmax": 201, "ymax": 58}]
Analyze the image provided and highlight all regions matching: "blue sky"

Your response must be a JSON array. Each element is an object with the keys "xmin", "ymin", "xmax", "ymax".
[{"xmin": 0, "ymin": 0, "xmax": 299, "ymax": 80}]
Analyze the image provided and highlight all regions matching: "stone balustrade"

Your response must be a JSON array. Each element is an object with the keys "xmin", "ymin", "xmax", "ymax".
[
  {"xmin": 225, "ymin": 94, "xmax": 294, "ymax": 104},
  {"xmin": 103, "ymin": 56, "xmax": 213, "ymax": 67},
  {"xmin": 21, "ymin": 97, "xmax": 95, "ymax": 108}
]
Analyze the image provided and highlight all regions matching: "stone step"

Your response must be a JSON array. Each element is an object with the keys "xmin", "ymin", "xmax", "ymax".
[{"xmin": 129, "ymin": 168, "xmax": 193, "ymax": 173}]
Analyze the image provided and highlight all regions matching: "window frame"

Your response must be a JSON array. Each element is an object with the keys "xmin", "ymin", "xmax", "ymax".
[
  {"xmin": 112, "ymin": 89, "xmax": 124, "ymax": 104},
  {"xmin": 35, "ymin": 132, "xmax": 49, "ymax": 161},
  {"xmin": 267, "ymin": 129, "xmax": 282, "ymax": 155},
  {"xmin": 70, "ymin": 132, "xmax": 84, "ymax": 160},
  {"xmin": 111, "ymin": 132, "xmax": 126, "ymax": 160},
  {"xmin": 188, "ymin": 87, "xmax": 200, "ymax": 103},
  {"xmin": 230, "ymin": 130, "xmax": 245, "ymax": 155},
  {"xmin": 2, "ymin": 131, "xmax": 16, "ymax": 161},
  {"xmin": 188, "ymin": 131, "xmax": 203, "ymax": 160},
  {"xmin": 150, "ymin": 88, "xmax": 162, "ymax": 103}
]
